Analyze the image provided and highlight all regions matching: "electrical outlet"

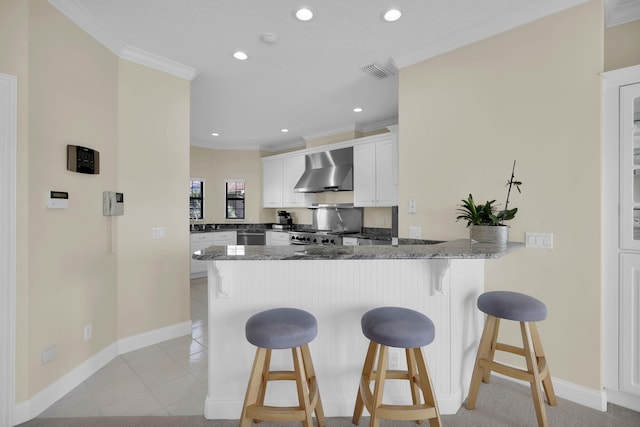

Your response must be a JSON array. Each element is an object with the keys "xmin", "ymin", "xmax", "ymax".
[
  {"xmin": 388, "ymin": 348, "xmax": 401, "ymax": 369},
  {"xmin": 42, "ymin": 345, "xmax": 57, "ymax": 364},
  {"xmin": 409, "ymin": 226, "xmax": 422, "ymax": 239},
  {"xmin": 408, "ymin": 199, "xmax": 417, "ymax": 214},
  {"xmin": 84, "ymin": 323, "xmax": 92, "ymax": 341}
]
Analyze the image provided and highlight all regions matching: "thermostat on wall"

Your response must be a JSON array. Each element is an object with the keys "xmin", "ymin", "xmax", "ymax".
[
  {"xmin": 67, "ymin": 145, "xmax": 99, "ymax": 174},
  {"xmin": 47, "ymin": 191, "xmax": 69, "ymax": 209}
]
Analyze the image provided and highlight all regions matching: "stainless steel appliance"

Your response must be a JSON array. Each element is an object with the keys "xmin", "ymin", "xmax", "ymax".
[
  {"xmin": 288, "ymin": 230, "xmax": 354, "ymax": 245},
  {"xmin": 294, "ymin": 147, "xmax": 353, "ymax": 193},
  {"xmin": 288, "ymin": 204, "xmax": 362, "ymax": 245},
  {"xmin": 237, "ymin": 230, "xmax": 266, "ymax": 245},
  {"xmin": 277, "ymin": 210, "xmax": 292, "ymax": 225}
]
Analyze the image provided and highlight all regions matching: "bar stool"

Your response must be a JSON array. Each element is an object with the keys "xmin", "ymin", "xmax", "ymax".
[
  {"xmin": 352, "ymin": 306, "xmax": 441, "ymax": 427},
  {"xmin": 240, "ymin": 307, "xmax": 325, "ymax": 427},
  {"xmin": 465, "ymin": 291, "xmax": 557, "ymax": 427}
]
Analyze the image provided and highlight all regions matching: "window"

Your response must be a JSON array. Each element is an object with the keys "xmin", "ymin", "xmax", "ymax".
[
  {"xmin": 189, "ymin": 179, "xmax": 204, "ymax": 220},
  {"xmin": 225, "ymin": 179, "xmax": 245, "ymax": 219}
]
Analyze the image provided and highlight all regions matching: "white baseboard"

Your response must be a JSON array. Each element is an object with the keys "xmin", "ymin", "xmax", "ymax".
[
  {"xmin": 606, "ymin": 388, "xmax": 640, "ymax": 412},
  {"xmin": 13, "ymin": 320, "xmax": 192, "ymax": 426},
  {"xmin": 494, "ymin": 372, "xmax": 607, "ymax": 412}
]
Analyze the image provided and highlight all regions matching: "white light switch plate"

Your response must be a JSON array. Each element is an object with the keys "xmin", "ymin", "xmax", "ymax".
[{"xmin": 525, "ymin": 232, "xmax": 553, "ymax": 249}]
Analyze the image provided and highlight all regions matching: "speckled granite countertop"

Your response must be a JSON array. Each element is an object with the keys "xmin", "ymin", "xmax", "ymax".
[{"xmin": 192, "ymin": 239, "xmax": 524, "ymax": 261}]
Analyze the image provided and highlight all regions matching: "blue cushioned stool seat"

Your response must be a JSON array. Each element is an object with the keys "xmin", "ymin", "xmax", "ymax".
[
  {"xmin": 245, "ymin": 307, "xmax": 317, "ymax": 349},
  {"xmin": 361, "ymin": 306, "xmax": 435, "ymax": 348},
  {"xmin": 353, "ymin": 307, "xmax": 441, "ymax": 426},
  {"xmin": 240, "ymin": 307, "xmax": 324, "ymax": 427},
  {"xmin": 477, "ymin": 291, "xmax": 547, "ymax": 322}
]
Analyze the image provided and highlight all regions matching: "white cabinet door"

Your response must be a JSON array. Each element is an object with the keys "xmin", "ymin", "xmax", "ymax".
[
  {"xmin": 212, "ymin": 231, "xmax": 237, "ymax": 245},
  {"xmin": 265, "ymin": 230, "xmax": 291, "ymax": 246},
  {"xmin": 374, "ymin": 137, "xmax": 398, "ymax": 206},
  {"xmin": 354, "ymin": 136, "xmax": 398, "ymax": 207},
  {"xmin": 619, "ymin": 253, "xmax": 640, "ymax": 396},
  {"xmin": 190, "ymin": 233, "xmax": 214, "ymax": 276},
  {"xmin": 353, "ymin": 142, "xmax": 377, "ymax": 206},
  {"xmin": 262, "ymin": 158, "xmax": 283, "ymax": 208},
  {"xmin": 283, "ymin": 155, "xmax": 315, "ymax": 207},
  {"xmin": 620, "ymin": 83, "xmax": 640, "ymax": 250}
]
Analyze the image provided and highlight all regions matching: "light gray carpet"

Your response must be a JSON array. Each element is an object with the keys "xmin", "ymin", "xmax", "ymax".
[{"xmin": 19, "ymin": 377, "xmax": 640, "ymax": 427}]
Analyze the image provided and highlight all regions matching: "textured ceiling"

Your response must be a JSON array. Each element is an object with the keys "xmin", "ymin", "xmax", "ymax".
[{"xmin": 50, "ymin": 0, "xmax": 613, "ymax": 150}]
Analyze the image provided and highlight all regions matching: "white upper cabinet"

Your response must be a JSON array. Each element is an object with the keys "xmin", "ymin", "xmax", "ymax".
[
  {"xmin": 262, "ymin": 157, "xmax": 283, "ymax": 208},
  {"xmin": 262, "ymin": 154, "xmax": 315, "ymax": 208},
  {"xmin": 354, "ymin": 134, "xmax": 398, "ymax": 207},
  {"xmin": 262, "ymin": 127, "xmax": 398, "ymax": 209}
]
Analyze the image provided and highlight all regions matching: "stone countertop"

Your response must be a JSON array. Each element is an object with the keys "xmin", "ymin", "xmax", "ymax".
[{"xmin": 192, "ymin": 239, "xmax": 524, "ymax": 261}]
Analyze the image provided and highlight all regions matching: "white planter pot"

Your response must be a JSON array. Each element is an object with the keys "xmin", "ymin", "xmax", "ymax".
[{"xmin": 470, "ymin": 225, "xmax": 509, "ymax": 245}]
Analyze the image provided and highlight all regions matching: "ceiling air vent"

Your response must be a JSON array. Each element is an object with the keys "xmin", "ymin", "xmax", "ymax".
[{"xmin": 360, "ymin": 62, "xmax": 396, "ymax": 79}]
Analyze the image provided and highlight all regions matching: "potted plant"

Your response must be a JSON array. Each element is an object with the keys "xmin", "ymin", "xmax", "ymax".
[{"xmin": 456, "ymin": 161, "xmax": 522, "ymax": 244}]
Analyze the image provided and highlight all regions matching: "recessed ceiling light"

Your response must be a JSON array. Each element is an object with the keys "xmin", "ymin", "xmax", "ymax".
[
  {"xmin": 382, "ymin": 9, "xmax": 402, "ymax": 22},
  {"xmin": 353, "ymin": 107, "xmax": 363, "ymax": 113},
  {"xmin": 295, "ymin": 8, "xmax": 314, "ymax": 21},
  {"xmin": 211, "ymin": 132, "xmax": 220, "ymax": 136},
  {"xmin": 281, "ymin": 129, "xmax": 289, "ymax": 133},
  {"xmin": 233, "ymin": 51, "xmax": 248, "ymax": 60}
]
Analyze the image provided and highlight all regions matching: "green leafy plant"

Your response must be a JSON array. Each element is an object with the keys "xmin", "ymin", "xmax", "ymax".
[{"xmin": 456, "ymin": 161, "xmax": 522, "ymax": 227}]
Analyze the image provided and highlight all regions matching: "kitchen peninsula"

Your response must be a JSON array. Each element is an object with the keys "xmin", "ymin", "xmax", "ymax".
[{"xmin": 193, "ymin": 240, "xmax": 523, "ymax": 419}]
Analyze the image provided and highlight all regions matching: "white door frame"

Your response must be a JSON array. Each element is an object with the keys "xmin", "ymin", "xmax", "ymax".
[{"xmin": 0, "ymin": 73, "xmax": 18, "ymax": 426}]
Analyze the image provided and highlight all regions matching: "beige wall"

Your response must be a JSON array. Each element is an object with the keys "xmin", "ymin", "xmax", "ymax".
[
  {"xmin": 604, "ymin": 19, "xmax": 640, "ymax": 71},
  {"xmin": 116, "ymin": 60, "xmax": 191, "ymax": 338},
  {"xmin": 27, "ymin": 0, "xmax": 119, "ymax": 396},
  {"xmin": 1, "ymin": 0, "xmax": 191, "ymax": 401},
  {"xmin": 190, "ymin": 147, "xmax": 272, "ymax": 224},
  {"xmin": 399, "ymin": 0, "xmax": 603, "ymax": 389}
]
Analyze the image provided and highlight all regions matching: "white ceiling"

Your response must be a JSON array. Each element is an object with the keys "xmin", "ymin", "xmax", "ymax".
[{"xmin": 50, "ymin": 0, "xmax": 636, "ymax": 151}]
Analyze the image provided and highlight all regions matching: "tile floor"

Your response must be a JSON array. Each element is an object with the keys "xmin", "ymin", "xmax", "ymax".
[{"xmin": 38, "ymin": 278, "xmax": 210, "ymax": 417}]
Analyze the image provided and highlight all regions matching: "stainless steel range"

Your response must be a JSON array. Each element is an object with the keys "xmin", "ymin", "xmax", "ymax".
[
  {"xmin": 289, "ymin": 204, "xmax": 362, "ymax": 245},
  {"xmin": 288, "ymin": 230, "xmax": 355, "ymax": 245}
]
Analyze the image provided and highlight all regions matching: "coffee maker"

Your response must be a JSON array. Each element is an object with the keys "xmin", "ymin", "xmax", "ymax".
[{"xmin": 277, "ymin": 210, "xmax": 292, "ymax": 226}]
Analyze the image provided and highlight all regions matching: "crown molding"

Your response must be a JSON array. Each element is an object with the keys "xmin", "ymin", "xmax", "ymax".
[
  {"xmin": 259, "ymin": 138, "xmax": 306, "ymax": 153},
  {"xmin": 395, "ymin": 0, "xmax": 588, "ymax": 68},
  {"xmin": 356, "ymin": 117, "xmax": 398, "ymax": 134},
  {"xmin": 120, "ymin": 45, "xmax": 198, "ymax": 81},
  {"xmin": 605, "ymin": 0, "xmax": 640, "ymax": 27},
  {"xmin": 48, "ymin": 0, "xmax": 198, "ymax": 81}
]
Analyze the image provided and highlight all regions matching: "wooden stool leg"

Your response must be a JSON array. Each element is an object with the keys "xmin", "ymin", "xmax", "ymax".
[
  {"xmin": 369, "ymin": 345, "xmax": 389, "ymax": 427},
  {"xmin": 482, "ymin": 317, "xmax": 500, "ymax": 383},
  {"xmin": 292, "ymin": 347, "xmax": 313, "ymax": 427},
  {"xmin": 413, "ymin": 348, "xmax": 442, "ymax": 427},
  {"xmin": 530, "ymin": 323, "xmax": 557, "ymax": 406},
  {"xmin": 254, "ymin": 348, "xmax": 271, "ymax": 418},
  {"xmin": 353, "ymin": 341, "xmax": 379, "ymax": 425},
  {"xmin": 301, "ymin": 344, "xmax": 326, "ymax": 426},
  {"xmin": 465, "ymin": 315, "xmax": 498, "ymax": 410},
  {"xmin": 240, "ymin": 348, "xmax": 268, "ymax": 427},
  {"xmin": 521, "ymin": 322, "xmax": 549, "ymax": 427},
  {"xmin": 406, "ymin": 348, "xmax": 421, "ymax": 410}
]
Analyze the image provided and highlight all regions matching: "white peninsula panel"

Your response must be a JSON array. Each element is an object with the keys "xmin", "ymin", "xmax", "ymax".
[{"xmin": 203, "ymin": 257, "xmax": 485, "ymax": 418}]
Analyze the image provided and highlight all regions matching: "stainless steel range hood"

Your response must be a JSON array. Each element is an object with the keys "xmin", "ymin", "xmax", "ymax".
[{"xmin": 294, "ymin": 147, "xmax": 353, "ymax": 193}]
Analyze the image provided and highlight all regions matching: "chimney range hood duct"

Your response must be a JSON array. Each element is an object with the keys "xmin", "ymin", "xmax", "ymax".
[{"xmin": 294, "ymin": 146, "xmax": 353, "ymax": 193}]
